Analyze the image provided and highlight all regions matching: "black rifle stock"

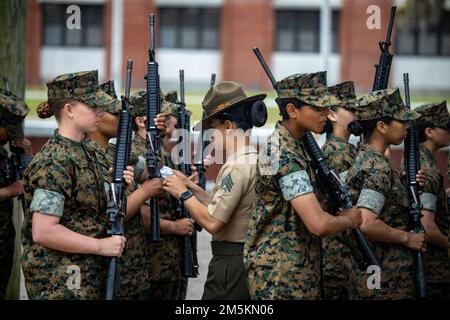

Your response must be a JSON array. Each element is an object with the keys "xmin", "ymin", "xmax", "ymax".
[
  {"xmin": 145, "ymin": 14, "xmax": 162, "ymax": 243},
  {"xmin": 105, "ymin": 59, "xmax": 134, "ymax": 300},
  {"xmin": 176, "ymin": 69, "xmax": 199, "ymax": 278},
  {"xmin": 403, "ymin": 73, "xmax": 427, "ymax": 298},
  {"xmin": 253, "ymin": 47, "xmax": 380, "ymax": 269},
  {"xmin": 373, "ymin": 6, "xmax": 396, "ymax": 91}
]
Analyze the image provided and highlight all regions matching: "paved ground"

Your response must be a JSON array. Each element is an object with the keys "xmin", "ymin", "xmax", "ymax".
[{"xmin": 186, "ymin": 229, "xmax": 213, "ymax": 300}]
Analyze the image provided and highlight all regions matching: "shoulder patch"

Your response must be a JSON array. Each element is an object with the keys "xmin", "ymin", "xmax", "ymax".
[{"xmin": 220, "ymin": 173, "xmax": 234, "ymax": 193}]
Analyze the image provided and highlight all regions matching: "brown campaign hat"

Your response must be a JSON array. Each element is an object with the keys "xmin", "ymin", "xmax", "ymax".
[{"xmin": 193, "ymin": 81, "xmax": 266, "ymax": 131}]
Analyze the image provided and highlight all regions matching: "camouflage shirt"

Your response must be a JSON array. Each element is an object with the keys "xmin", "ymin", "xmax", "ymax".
[
  {"xmin": 320, "ymin": 134, "xmax": 359, "ymax": 292},
  {"xmin": 346, "ymin": 144, "xmax": 416, "ymax": 299},
  {"xmin": 322, "ymin": 134, "xmax": 357, "ymax": 181},
  {"xmin": 131, "ymin": 133, "xmax": 184, "ymax": 281},
  {"xmin": 244, "ymin": 122, "xmax": 322, "ymax": 300},
  {"xmin": 414, "ymin": 144, "xmax": 449, "ymax": 283},
  {"xmin": 21, "ymin": 130, "xmax": 108, "ymax": 299},
  {"xmin": 83, "ymin": 138, "xmax": 150, "ymax": 297}
]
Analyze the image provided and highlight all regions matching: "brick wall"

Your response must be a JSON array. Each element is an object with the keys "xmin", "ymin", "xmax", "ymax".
[
  {"xmin": 221, "ymin": 0, "xmax": 274, "ymax": 89},
  {"xmin": 25, "ymin": 0, "xmax": 41, "ymax": 86},
  {"xmin": 340, "ymin": 0, "xmax": 394, "ymax": 91},
  {"xmin": 121, "ymin": 0, "xmax": 156, "ymax": 88}
]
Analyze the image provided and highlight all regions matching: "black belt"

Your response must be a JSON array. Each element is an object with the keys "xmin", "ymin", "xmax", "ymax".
[{"xmin": 211, "ymin": 241, "xmax": 244, "ymax": 256}]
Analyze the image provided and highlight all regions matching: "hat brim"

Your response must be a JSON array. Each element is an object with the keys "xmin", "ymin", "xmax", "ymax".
[
  {"xmin": 193, "ymin": 93, "xmax": 267, "ymax": 131},
  {"xmin": 297, "ymin": 91, "xmax": 342, "ymax": 108},
  {"xmin": 393, "ymin": 109, "xmax": 420, "ymax": 121},
  {"xmin": 82, "ymin": 89, "xmax": 121, "ymax": 113}
]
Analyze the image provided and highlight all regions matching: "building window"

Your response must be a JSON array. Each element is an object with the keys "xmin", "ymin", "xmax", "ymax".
[
  {"xmin": 276, "ymin": 10, "xmax": 320, "ymax": 52},
  {"xmin": 332, "ymin": 10, "xmax": 340, "ymax": 53},
  {"xmin": 159, "ymin": 7, "xmax": 220, "ymax": 49},
  {"xmin": 396, "ymin": 11, "xmax": 450, "ymax": 56},
  {"xmin": 42, "ymin": 4, "xmax": 104, "ymax": 47}
]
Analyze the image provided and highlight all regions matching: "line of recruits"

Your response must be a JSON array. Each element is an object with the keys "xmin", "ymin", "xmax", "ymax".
[{"xmin": 0, "ymin": 68, "xmax": 449, "ymax": 300}]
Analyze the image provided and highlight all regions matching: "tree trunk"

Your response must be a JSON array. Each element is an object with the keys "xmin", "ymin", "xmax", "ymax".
[
  {"xmin": 0, "ymin": 0, "xmax": 27, "ymax": 300},
  {"xmin": 0, "ymin": 0, "xmax": 26, "ymax": 99}
]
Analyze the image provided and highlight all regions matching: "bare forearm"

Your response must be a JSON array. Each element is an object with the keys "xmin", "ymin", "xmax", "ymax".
[
  {"xmin": 184, "ymin": 197, "xmax": 217, "ymax": 233},
  {"xmin": 320, "ymin": 214, "xmax": 353, "ymax": 237},
  {"xmin": 425, "ymin": 225, "xmax": 448, "ymax": 248},
  {"xmin": 187, "ymin": 180, "xmax": 211, "ymax": 205},
  {"xmin": 125, "ymin": 188, "xmax": 151, "ymax": 222},
  {"xmin": 360, "ymin": 218, "xmax": 408, "ymax": 245},
  {"xmin": 0, "ymin": 187, "xmax": 10, "ymax": 202},
  {"xmin": 33, "ymin": 223, "xmax": 100, "ymax": 255}
]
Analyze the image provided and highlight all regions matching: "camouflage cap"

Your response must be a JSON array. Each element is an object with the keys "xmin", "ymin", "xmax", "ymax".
[
  {"xmin": 99, "ymin": 80, "xmax": 121, "ymax": 114},
  {"xmin": 129, "ymin": 90, "xmax": 170, "ymax": 116},
  {"xmin": 165, "ymin": 90, "xmax": 178, "ymax": 104},
  {"xmin": 276, "ymin": 71, "xmax": 341, "ymax": 107},
  {"xmin": 162, "ymin": 100, "xmax": 180, "ymax": 118},
  {"xmin": 356, "ymin": 88, "xmax": 419, "ymax": 121},
  {"xmin": 0, "ymin": 88, "xmax": 30, "ymax": 140},
  {"xmin": 414, "ymin": 101, "xmax": 449, "ymax": 128},
  {"xmin": 45, "ymin": 70, "xmax": 121, "ymax": 114},
  {"xmin": 328, "ymin": 81, "xmax": 357, "ymax": 111},
  {"xmin": 129, "ymin": 90, "xmax": 147, "ymax": 117}
]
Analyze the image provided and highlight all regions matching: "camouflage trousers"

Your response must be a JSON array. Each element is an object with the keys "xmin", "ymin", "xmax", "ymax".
[
  {"xmin": 139, "ymin": 279, "xmax": 188, "ymax": 300},
  {"xmin": 322, "ymin": 236, "xmax": 355, "ymax": 300},
  {"xmin": 0, "ymin": 215, "xmax": 15, "ymax": 300}
]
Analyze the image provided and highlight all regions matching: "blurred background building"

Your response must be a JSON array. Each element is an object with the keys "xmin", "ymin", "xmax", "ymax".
[{"xmin": 25, "ymin": 0, "xmax": 450, "ymax": 93}]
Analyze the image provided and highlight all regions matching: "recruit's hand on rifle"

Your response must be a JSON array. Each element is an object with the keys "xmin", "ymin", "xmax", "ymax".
[
  {"xmin": 97, "ymin": 235, "xmax": 126, "ymax": 257},
  {"xmin": 0, "ymin": 180, "xmax": 24, "ymax": 200},
  {"xmin": 107, "ymin": 165, "xmax": 135, "ymax": 187},
  {"xmin": 403, "ymin": 232, "xmax": 427, "ymax": 253},
  {"xmin": 188, "ymin": 165, "xmax": 199, "ymax": 185},
  {"xmin": 400, "ymin": 169, "xmax": 426, "ymax": 189},
  {"xmin": 141, "ymin": 177, "xmax": 164, "ymax": 198},
  {"xmin": 12, "ymin": 139, "xmax": 33, "ymax": 156},
  {"xmin": 338, "ymin": 207, "xmax": 363, "ymax": 230},
  {"xmin": 173, "ymin": 218, "xmax": 195, "ymax": 236},
  {"xmin": 155, "ymin": 112, "xmax": 167, "ymax": 136}
]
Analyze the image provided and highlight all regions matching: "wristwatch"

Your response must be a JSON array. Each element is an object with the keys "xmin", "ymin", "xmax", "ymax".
[{"xmin": 179, "ymin": 190, "xmax": 193, "ymax": 202}]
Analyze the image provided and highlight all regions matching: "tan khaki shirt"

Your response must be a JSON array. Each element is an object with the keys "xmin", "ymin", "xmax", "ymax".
[{"xmin": 208, "ymin": 146, "xmax": 258, "ymax": 243}]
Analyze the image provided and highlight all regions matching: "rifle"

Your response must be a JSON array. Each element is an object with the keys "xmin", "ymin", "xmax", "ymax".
[
  {"xmin": 253, "ymin": 47, "xmax": 380, "ymax": 270},
  {"xmin": 105, "ymin": 59, "xmax": 134, "ymax": 300},
  {"xmin": 176, "ymin": 69, "xmax": 199, "ymax": 278},
  {"xmin": 2, "ymin": 75, "xmax": 28, "ymax": 208},
  {"xmin": 373, "ymin": 6, "xmax": 396, "ymax": 91},
  {"xmin": 194, "ymin": 73, "xmax": 216, "ymax": 190},
  {"xmin": 145, "ymin": 14, "xmax": 163, "ymax": 243},
  {"xmin": 403, "ymin": 73, "xmax": 427, "ymax": 298}
]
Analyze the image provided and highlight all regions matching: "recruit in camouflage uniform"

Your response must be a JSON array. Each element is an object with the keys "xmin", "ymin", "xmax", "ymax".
[
  {"xmin": 130, "ymin": 90, "xmax": 187, "ymax": 300},
  {"xmin": 345, "ymin": 88, "xmax": 420, "ymax": 300},
  {"xmin": 85, "ymin": 81, "xmax": 151, "ymax": 299},
  {"xmin": 244, "ymin": 72, "xmax": 339, "ymax": 300},
  {"xmin": 407, "ymin": 102, "xmax": 450, "ymax": 299},
  {"xmin": 0, "ymin": 88, "xmax": 30, "ymax": 299},
  {"xmin": 320, "ymin": 81, "xmax": 359, "ymax": 300},
  {"xmin": 21, "ymin": 71, "xmax": 120, "ymax": 299}
]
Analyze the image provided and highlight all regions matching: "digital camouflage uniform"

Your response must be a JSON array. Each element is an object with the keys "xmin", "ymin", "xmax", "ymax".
[
  {"xmin": 0, "ymin": 88, "xmax": 30, "ymax": 299},
  {"xmin": 244, "ymin": 72, "xmax": 340, "ymax": 300},
  {"xmin": 130, "ymin": 91, "xmax": 187, "ymax": 300},
  {"xmin": 346, "ymin": 88, "xmax": 420, "ymax": 300},
  {"xmin": 88, "ymin": 81, "xmax": 151, "ymax": 299},
  {"xmin": 21, "ymin": 71, "xmax": 121, "ymax": 299},
  {"xmin": 409, "ymin": 102, "xmax": 450, "ymax": 299},
  {"xmin": 321, "ymin": 81, "xmax": 359, "ymax": 300}
]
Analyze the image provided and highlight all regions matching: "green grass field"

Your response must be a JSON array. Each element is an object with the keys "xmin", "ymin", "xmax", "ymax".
[{"xmin": 24, "ymin": 88, "xmax": 449, "ymax": 125}]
